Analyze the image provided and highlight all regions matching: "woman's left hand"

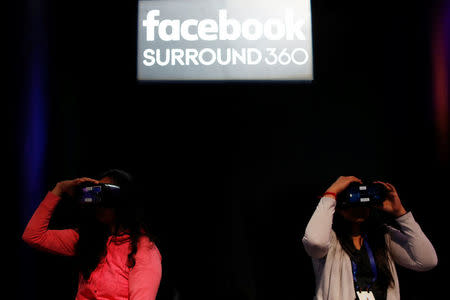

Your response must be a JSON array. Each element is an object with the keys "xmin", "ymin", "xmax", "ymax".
[{"xmin": 374, "ymin": 181, "xmax": 407, "ymax": 217}]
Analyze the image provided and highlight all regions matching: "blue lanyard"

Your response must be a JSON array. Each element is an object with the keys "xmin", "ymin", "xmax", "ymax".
[{"xmin": 351, "ymin": 236, "xmax": 378, "ymax": 291}]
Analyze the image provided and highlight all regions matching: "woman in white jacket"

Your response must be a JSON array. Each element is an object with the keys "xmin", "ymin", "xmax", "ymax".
[{"xmin": 302, "ymin": 176, "xmax": 437, "ymax": 300}]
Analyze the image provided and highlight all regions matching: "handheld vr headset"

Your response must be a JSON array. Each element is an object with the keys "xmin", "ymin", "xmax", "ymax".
[
  {"xmin": 336, "ymin": 182, "xmax": 388, "ymax": 208},
  {"xmin": 77, "ymin": 182, "xmax": 122, "ymax": 207}
]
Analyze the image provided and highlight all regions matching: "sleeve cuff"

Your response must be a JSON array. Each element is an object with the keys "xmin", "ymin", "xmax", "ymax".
[
  {"xmin": 319, "ymin": 196, "xmax": 337, "ymax": 209},
  {"xmin": 43, "ymin": 191, "xmax": 62, "ymax": 207},
  {"xmin": 395, "ymin": 211, "xmax": 415, "ymax": 225}
]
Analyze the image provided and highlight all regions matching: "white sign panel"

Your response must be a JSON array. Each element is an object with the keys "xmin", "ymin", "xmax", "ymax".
[{"xmin": 137, "ymin": 0, "xmax": 313, "ymax": 81}]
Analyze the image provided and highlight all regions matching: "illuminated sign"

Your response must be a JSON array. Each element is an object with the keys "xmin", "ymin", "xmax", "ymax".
[{"xmin": 137, "ymin": 0, "xmax": 313, "ymax": 81}]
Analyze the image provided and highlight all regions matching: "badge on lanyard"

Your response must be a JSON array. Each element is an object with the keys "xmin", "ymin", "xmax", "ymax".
[
  {"xmin": 352, "ymin": 236, "xmax": 378, "ymax": 300},
  {"xmin": 356, "ymin": 290, "xmax": 376, "ymax": 300}
]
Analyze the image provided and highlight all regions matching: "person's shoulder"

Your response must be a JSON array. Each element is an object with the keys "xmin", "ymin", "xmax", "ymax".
[
  {"xmin": 137, "ymin": 235, "xmax": 161, "ymax": 257},
  {"xmin": 137, "ymin": 234, "xmax": 155, "ymax": 245}
]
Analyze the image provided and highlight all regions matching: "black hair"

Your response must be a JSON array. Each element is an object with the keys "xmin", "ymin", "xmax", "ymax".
[
  {"xmin": 75, "ymin": 169, "xmax": 156, "ymax": 280},
  {"xmin": 333, "ymin": 209, "xmax": 395, "ymax": 290}
]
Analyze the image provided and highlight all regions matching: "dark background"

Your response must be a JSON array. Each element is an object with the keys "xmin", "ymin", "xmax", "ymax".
[{"xmin": 8, "ymin": 0, "xmax": 449, "ymax": 299}]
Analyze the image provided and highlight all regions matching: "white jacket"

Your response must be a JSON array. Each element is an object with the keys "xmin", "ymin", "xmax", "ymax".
[{"xmin": 302, "ymin": 197, "xmax": 438, "ymax": 300}]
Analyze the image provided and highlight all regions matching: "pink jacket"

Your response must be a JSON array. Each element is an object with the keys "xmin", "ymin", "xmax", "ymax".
[{"xmin": 22, "ymin": 191, "xmax": 162, "ymax": 300}]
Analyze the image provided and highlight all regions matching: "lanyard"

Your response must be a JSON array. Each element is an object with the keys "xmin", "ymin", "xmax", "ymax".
[{"xmin": 351, "ymin": 236, "xmax": 378, "ymax": 291}]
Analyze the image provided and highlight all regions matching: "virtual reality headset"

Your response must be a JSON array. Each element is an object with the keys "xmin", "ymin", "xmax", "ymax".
[
  {"xmin": 78, "ymin": 182, "xmax": 122, "ymax": 207},
  {"xmin": 337, "ymin": 182, "xmax": 387, "ymax": 208}
]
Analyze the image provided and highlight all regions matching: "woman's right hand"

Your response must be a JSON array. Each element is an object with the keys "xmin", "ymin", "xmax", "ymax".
[
  {"xmin": 51, "ymin": 177, "xmax": 99, "ymax": 197},
  {"xmin": 324, "ymin": 176, "xmax": 363, "ymax": 199}
]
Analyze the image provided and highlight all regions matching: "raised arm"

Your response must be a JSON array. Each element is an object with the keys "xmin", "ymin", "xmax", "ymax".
[
  {"xmin": 387, "ymin": 212, "xmax": 438, "ymax": 271},
  {"xmin": 129, "ymin": 236, "xmax": 162, "ymax": 300},
  {"xmin": 374, "ymin": 181, "xmax": 437, "ymax": 271},
  {"xmin": 302, "ymin": 196, "xmax": 337, "ymax": 258},
  {"xmin": 302, "ymin": 176, "xmax": 363, "ymax": 258},
  {"xmin": 22, "ymin": 177, "xmax": 98, "ymax": 256},
  {"xmin": 22, "ymin": 191, "xmax": 79, "ymax": 255}
]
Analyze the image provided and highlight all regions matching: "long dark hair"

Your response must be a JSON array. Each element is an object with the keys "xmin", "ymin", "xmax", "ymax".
[
  {"xmin": 333, "ymin": 209, "xmax": 394, "ymax": 289},
  {"xmin": 75, "ymin": 169, "xmax": 156, "ymax": 280}
]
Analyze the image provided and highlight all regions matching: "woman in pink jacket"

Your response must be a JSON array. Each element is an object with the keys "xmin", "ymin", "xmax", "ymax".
[{"xmin": 22, "ymin": 169, "xmax": 162, "ymax": 300}]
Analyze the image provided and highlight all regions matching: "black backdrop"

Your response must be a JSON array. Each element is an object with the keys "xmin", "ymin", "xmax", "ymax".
[{"xmin": 9, "ymin": 0, "xmax": 449, "ymax": 299}]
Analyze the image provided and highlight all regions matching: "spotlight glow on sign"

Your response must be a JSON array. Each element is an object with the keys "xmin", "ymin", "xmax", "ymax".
[{"xmin": 137, "ymin": 0, "xmax": 313, "ymax": 81}]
